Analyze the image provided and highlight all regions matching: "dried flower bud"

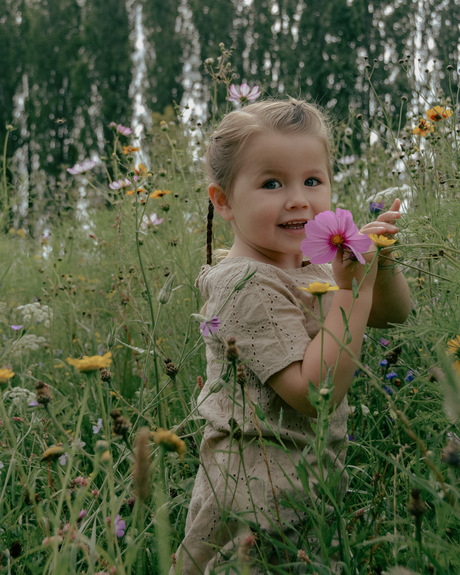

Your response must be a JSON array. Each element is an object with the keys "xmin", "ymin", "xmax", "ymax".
[
  {"xmin": 100, "ymin": 368, "xmax": 112, "ymax": 382},
  {"xmin": 110, "ymin": 410, "xmax": 131, "ymax": 437},
  {"xmin": 226, "ymin": 337, "xmax": 240, "ymax": 364},
  {"xmin": 164, "ymin": 358, "xmax": 179, "ymax": 378},
  {"xmin": 35, "ymin": 380, "xmax": 53, "ymax": 406},
  {"xmin": 408, "ymin": 488, "xmax": 426, "ymax": 517},
  {"xmin": 236, "ymin": 364, "xmax": 247, "ymax": 386},
  {"xmin": 442, "ymin": 441, "xmax": 459, "ymax": 467},
  {"xmin": 197, "ymin": 375, "xmax": 204, "ymax": 390}
]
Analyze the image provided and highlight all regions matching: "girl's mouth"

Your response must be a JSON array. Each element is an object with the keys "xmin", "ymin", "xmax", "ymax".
[{"xmin": 279, "ymin": 221, "xmax": 307, "ymax": 230}]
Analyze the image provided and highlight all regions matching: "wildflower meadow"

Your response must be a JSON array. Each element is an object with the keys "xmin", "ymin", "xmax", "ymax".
[{"xmin": 0, "ymin": 63, "xmax": 459, "ymax": 575}]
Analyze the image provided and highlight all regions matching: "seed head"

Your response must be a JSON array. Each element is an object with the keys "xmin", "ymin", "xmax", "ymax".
[
  {"xmin": 100, "ymin": 368, "xmax": 112, "ymax": 382},
  {"xmin": 110, "ymin": 410, "xmax": 131, "ymax": 437},
  {"xmin": 225, "ymin": 336, "xmax": 240, "ymax": 364},
  {"xmin": 164, "ymin": 357, "xmax": 179, "ymax": 378},
  {"xmin": 408, "ymin": 488, "xmax": 426, "ymax": 517}
]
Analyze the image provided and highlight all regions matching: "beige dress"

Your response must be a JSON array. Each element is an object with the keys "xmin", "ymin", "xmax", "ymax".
[{"xmin": 173, "ymin": 257, "xmax": 349, "ymax": 574}]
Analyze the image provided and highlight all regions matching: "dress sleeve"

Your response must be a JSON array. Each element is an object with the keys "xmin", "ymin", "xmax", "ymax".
[{"xmin": 207, "ymin": 269, "xmax": 312, "ymax": 385}]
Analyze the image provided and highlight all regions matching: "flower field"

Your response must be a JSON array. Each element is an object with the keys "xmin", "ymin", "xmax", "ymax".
[{"xmin": 0, "ymin": 79, "xmax": 459, "ymax": 574}]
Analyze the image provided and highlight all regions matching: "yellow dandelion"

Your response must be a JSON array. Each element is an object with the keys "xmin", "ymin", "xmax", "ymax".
[
  {"xmin": 426, "ymin": 106, "xmax": 453, "ymax": 122},
  {"xmin": 299, "ymin": 282, "xmax": 339, "ymax": 296},
  {"xmin": 149, "ymin": 189, "xmax": 172, "ymax": 199},
  {"xmin": 0, "ymin": 368, "xmax": 15, "ymax": 384},
  {"xmin": 151, "ymin": 428, "xmax": 186, "ymax": 459},
  {"xmin": 447, "ymin": 336, "xmax": 460, "ymax": 374},
  {"xmin": 369, "ymin": 234, "xmax": 397, "ymax": 247},
  {"xmin": 67, "ymin": 351, "xmax": 112, "ymax": 373},
  {"xmin": 412, "ymin": 118, "xmax": 434, "ymax": 137},
  {"xmin": 41, "ymin": 445, "xmax": 65, "ymax": 462}
]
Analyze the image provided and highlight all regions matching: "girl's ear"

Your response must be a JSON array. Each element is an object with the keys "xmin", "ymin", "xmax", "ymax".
[{"xmin": 209, "ymin": 184, "xmax": 234, "ymax": 221}]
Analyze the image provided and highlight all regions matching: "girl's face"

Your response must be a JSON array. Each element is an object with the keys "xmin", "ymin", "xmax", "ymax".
[{"xmin": 211, "ymin": 130, "xmax": 332, "ymax": 268}]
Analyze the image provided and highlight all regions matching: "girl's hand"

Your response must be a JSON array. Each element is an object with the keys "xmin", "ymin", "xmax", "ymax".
[
  {"xmin": 360, "ymin": 198, "xmax": 401, "ymax": 234},
  {"xmin": 332, "ymin": 242, "xmax": 378, "ymax": 292},
  {"xmin": 359, "ymin": 198, "xmax": 402, "ymax": 263}
]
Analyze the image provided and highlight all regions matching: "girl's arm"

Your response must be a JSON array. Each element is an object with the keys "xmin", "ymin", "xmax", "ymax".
[
  {"xmin": 359, "ymin": 198, "xmax": 411, "ymax": 328},
  {"xmin": 268, "ymin": 246, "xmax": 377, "ymax": 417}
]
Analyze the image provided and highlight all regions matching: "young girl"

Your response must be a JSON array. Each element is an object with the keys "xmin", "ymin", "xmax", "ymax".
[{"xmin": 172, "ymin": 98, "xmax": 410, "ymax": 574}]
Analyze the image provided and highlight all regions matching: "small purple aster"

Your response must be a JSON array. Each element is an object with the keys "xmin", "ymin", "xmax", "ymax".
[
  {"xmin": 404, "ymin": 370, "xmax": 415, "ymax": 382},
  {"xmin": 380, "ymin": 338, "xmax": 390, "ymax": 347},
  {"xmin": 383, "ymin": 385, "xmax": 395, "ymax": 395},
  {"xmin": 114, "ymin": 514, "xmax": 126, "ymax": 537},
  {"xmin": 369, "ymin": 201, "xmax": 384, "ymax": 213},
  {"xmin": 200, "ymin": 316, "xmax": 220, "ymax": 337},
  {"xmin": 11, "ymin": 325, "xmax": 24, "ymax": 330},
  {"xmin": 386, "ymin": 371, "xmax": 398, "ymax": 380},
  {"xmin": 379, "ymin": 359, "xmax": 388, "ymax": 367}
]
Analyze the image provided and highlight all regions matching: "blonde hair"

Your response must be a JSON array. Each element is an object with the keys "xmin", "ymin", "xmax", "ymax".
[
  {"xmin": 206, "ymin": 97, "xmax": 333, "ymax": 193},
  {"xmin": 205, "ymin": 97, "xmax": 333, "ymax": 264}
]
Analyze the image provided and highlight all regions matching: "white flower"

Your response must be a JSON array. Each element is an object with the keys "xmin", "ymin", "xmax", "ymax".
[
  {"xmin": 140, "ymin": 213, "xmax": 163, "ymax": 230},
  {"xmin": 16, "ymin": 302, "xmax": 52, "ymax": 327},
  {"xmin": 67, "ymin": 159, "xmax": 97, "ymax": 175}
]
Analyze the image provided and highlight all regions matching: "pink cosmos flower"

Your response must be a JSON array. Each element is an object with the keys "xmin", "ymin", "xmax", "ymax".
[
  {"xmin": 140, "ymin": 213, "xmax": 163, "ymax": 230},
  {"xmin": 67, "ymin": 159, "xmax": 97, "ymax": 175},
  {"xmin": 200, "ymin": 316, "xmax": 220, "ymax": 337},
  {"xmin": 109, "ymin": 122, "xmax": 132, "ymax": 136},
  {"xmin": 301, "ymin": 208, "xmax": 372, "ymax": 265},
  {"xmin": 228, "ymin": 83, "xmax": 261, "ymax": 104},
  {"xmin": 109, "ymin": 178, "xmax": 132, "ymax": 190}
]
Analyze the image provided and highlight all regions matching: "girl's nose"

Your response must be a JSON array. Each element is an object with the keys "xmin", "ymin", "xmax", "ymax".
[{"xmin": 286, "ymin": 186, "xmax": 309, "ymax": 209}]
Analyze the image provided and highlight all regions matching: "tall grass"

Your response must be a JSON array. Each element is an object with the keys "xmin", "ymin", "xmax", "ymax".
[{"xmin": 0, "ymin": 67, "xmax": 459, "ymax": 574}]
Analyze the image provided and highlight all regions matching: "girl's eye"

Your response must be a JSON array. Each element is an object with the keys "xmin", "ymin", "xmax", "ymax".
[
  {"xmin": 305, "ymin": 178, "xmax": 320, "ymax": 187},
  {"xmin": 262, "ymin": 179, "xmax": 282, "ymax": 190}
]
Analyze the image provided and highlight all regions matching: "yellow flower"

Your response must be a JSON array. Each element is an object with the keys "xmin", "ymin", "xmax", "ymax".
[
  {"xmin": 123, "ymin": 145, "xmax": 140, "ymax": 154},
  {"xmin": 134, "ymin": 163, "xmax": 148, "ymax": 176},
  {"xmin": 426, "ymin": 106, "xmax": 453, "ymax": 122},
  {"xmin": 369, "ymin": 234, "xmax": 397, "ymax": 247},
  {"xmin": 67, "ymin": 351, "xmax": 112, "ymax": 373},
  {"xmin": 41, "ymin": 445, "xmax": 65, "ymax": 462},
  {"xmin": 299, "ymin": 282, "xmax": 339, "ymax": 296},
  {"xmin": 151, "ymin": 428, "xmax": 186, "ymax": 459},
  {"xmin": 412, "ymin": 118, "xmax": 434, "ymax": 137},
  {"xmin": 447, "ymin": 336, "xmax": 460, "ymax": 374},
  {"xmin": 126, "ymin": 188, "xmax": 146, "ymax": 196},
  {"xmin": 0, "ymin": 368, "xmax": 15, "ymax": 384},
  {"xmin": 149, "ymin": 189, "xmax": 172, "ymax": 199}
]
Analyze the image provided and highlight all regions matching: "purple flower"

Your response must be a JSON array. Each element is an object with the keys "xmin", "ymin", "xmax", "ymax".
[
  {"xmin": 369, "ymin": 201, "xmax": 384, "ymax": 213},
  {"xmin": 301, "ymin": 208, "xmax": 372, "ymax": 265},
  {"xmin": 109, "ymin": 178, "xmax": 132, "ymax": 190},
  {"xmin": 386, "ymin": 371, "xmax": 398, "ymax": 380},
  {"xmin": 78, "ymin": 509, "xmax": 87, "ymax": 521},
  {"xmin": 67, "ymin": 159, "xmax": 97, "ymax": 175},
  {"xmin": 200, "ymin": 316, "xmax": 220, "ymax": 337},
  {"xmin": 92, "ymin": 418, "xmax": 103, "ymax": 434},
  {"xmin": 383, "ymin": 385, "xmax": 394, "ymax": 395},
  {"xmin": 380, "ymin": 338, "xmax": 389, "ymax": 347},
  {"xmin": 228, "ymin": 83, "xmax": 261, "ymax": 104},
  {"xmin": 379, "ymin": 359, "xmax": 388, "ymax": 367},
  {"xmin": 59, "ymin": 452, "xmax": 69, "ymax": 466},
  {"xmin": 29, "ymin": 400, "xmax": 38, "ymax": 407},
  {"xmin": 109, "ymin": 122, "xmax": 132, "ymax": 136},
  {"xmin": 112, "ymin": 514, "xmax": 126, "ymax": 537},
  {"xmin": 404, "ymin": 370, "xmax": 415, "ymax": 382},
  {"xmin": 11, "ymin": 325, "xmax": 24, "ymax": 330}
]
